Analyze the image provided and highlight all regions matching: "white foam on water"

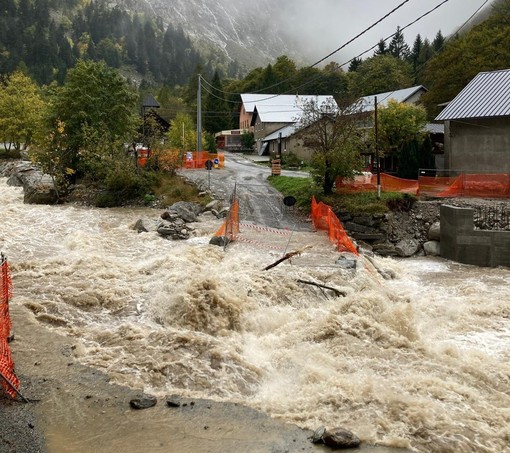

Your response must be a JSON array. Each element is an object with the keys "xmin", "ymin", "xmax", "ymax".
[{"xmin": 2, "ymin": 179, "xmax": 510, "ymax": 452}]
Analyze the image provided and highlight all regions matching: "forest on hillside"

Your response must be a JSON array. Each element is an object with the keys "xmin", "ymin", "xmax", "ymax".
[
  {"xmin": 0, "ymin": 0, "xmax": 211, "ymax": 86},
  {"xmin": 0, "ymin": 0, "xmax": 509, "ymax": 124}
]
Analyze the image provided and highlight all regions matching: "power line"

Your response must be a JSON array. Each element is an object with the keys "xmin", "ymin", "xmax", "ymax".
[
  {"xmin": 273, "ymin": 0, "xmax": 457, "ymax": 96},
  {"xmin": 184, "ymin": 0, "xmax": 488, "ymax": 117},
  {"xmin": 199, "ymin": 0, "xmax": 415, "ymax": 99},
  {"xmin": 309, "ymin": 0, "xmax": 412, "ymax": 68}
]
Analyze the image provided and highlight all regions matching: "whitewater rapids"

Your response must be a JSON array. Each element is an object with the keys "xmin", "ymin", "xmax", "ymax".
[{"xmin": 1, "ymin": 180, "xmax": 509, "ymax": 452}]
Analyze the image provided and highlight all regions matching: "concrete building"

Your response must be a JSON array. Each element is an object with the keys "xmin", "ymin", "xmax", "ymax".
[{"xmin": 435, "ymin": 69, "xmax": 510, "ymax": 173}]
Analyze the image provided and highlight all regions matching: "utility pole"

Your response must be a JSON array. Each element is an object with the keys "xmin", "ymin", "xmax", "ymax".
[
  {"xmin": 374, "ymin": 96, "xmax": 381, "ymax": 199},
  {"xmin": 197, "ymin": 74, "xmax": 202, "ymax": 154}
]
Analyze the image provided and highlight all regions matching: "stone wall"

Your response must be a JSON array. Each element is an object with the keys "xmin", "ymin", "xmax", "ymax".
[
  {"xmin": 440, "ymin": 205, "xmax": 510, "ymax": 267},
  {"xmin": 339, "ymin": 199, "xmax": 510, "ymax": 260},
  {"xmin": 338, "ymin": 201, "xmax": 442, "ymax": 258}
]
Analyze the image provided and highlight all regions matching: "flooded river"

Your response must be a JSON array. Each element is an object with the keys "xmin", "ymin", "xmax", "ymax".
[{"xmin": 1, "ymin": 179, "xmax": 509, "ymax": 452}]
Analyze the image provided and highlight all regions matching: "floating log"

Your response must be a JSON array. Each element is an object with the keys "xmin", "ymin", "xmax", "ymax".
[
  {"xmin": 263, "ymin": 246, "xmax": 312, "ymax": 271},
  {"xmin": 297, "ymin": 279, "xmax": 347, "ymax": 297}
]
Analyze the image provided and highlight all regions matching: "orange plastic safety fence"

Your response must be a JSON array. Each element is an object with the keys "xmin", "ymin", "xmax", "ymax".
[
  {"xmin": 0, "ymin": 338, "xmax": 19, "ymax": 398},
  {"xmin": 0, "ymin": 259, "xmax": 12, "ymax": 339},
  {"xmin": 182, "ymin": 151, "xmax": 225, "ymax": 169},
  {"xmin": 214, "ymin": 198, "xmax": 240, "ymax": 242},
  {"xmin": 311, "ymin": 197, "xmax": 358, "ymax": 255},
  {"xmin": 336, "ymin": 173, "xmax": 419, "ymax": 195},
  {"xmin": 0, "ymin": 256, "xmax": 20, "ymax": 399},
  {"xmin": 436, "ymin": 174, "xmax": 510, "ymax": 198}
]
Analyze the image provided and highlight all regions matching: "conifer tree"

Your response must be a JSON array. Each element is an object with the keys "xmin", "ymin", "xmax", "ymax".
[
  {"xmin": 432, "ymin": 30, "xmax": 445, "ymax": 52},
  {"xmin": 389, "ymin": 27, "xmax": 410, "ymax": 60},
  {"xmin": 203, "ymin": 71, "xmax": 232, "ymax": 133},
  {"xmin": 374, "ymin": 39, "xmax": 388, "ymax": 56}
]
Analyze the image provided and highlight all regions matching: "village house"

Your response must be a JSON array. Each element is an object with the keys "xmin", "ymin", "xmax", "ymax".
[
  {"xmin": 247, "ymin": 94, "xmax": 336, "ymax": 158},
  {"xmin": 239, "ymin": 93, "xmax": 270, "ymax": 132},
  {"xmin": 355, "ymin": 85, "xmax": 444, "ymax": 173},
  {"xmin": 435, "ymin": 68, "xmax": 510, "ymax": 173}
]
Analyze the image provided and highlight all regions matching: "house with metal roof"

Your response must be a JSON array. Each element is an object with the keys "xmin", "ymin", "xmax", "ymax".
[
  {"xmin": 355, "ymin": 85, "xmax": 444, "ymax": 173},
  {"xmin": 359, "ymin": 85, "xmax": 428, "ymax": 113},
  {"xmin": 248, "ymin": 94, "xmax": 336, "ymax": 157},
  {"xmin": 435, "ymin": 69, "xmax": 510, "ymax": 173},
  {"xmin": 239, "ymin": 94, "xmax": 272, "ymax": 131}
]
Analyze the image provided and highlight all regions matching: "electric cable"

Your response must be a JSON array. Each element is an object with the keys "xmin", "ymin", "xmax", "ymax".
[{"xmin": 199, "ymin": 0, "xmax": 415, "ymax": 99}]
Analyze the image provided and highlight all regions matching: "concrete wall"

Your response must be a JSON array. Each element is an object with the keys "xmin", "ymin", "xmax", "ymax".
[
  {"xmin": 444, "ymin": 117, "xmax": 510, "ymax": 172},
  {"xmin": 440, "ymin": 205, "xmax": 510, "ymax": 267}
]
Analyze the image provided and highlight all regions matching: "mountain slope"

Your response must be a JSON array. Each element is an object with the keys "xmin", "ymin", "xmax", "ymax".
[{"xmin": 114, "ymin": 0, "xmax": 298, "ymax": 67}]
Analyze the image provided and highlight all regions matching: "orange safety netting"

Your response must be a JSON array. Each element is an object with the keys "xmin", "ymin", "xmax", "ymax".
[
  {"xmin": 182, "ymin": 151, "xmax": 225, "ymax": 169},
  {"xmin": 0, "ymin": 258, "xmax": 12, "ymax": 339},
  {"xmin": 336, "ymin": 173, "xmax": 419, "ymax": 195},
  {"xmin": 0, "ymin": 256, "xmax": 20, "ymax": 399},
  {"xmin": 435, "ymin": 173, "xmax": 510, "ymax": 198},
  {"xmin": 311, "ymin": 197, "xmax": 358, "ymax": 255},
  {"xmin": 214, "ymin": 198, "xmax": 240, "ymax": 242}
]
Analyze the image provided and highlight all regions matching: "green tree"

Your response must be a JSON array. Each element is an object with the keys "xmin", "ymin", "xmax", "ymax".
[
  {"xmin": 432, "ymin": 30, "xmax": 445, "ymax": 52},
  {"xmin": 295, "ymin": 97, "xmax": 364, "ymax": 195},
  {"xmin": 272, "ymin": 55, "xmax": 298, "ymax": 92},
  {"xmin": 421, "ymin": 2, "xmax": 510, "ymax": 117},
  {"xmin": 203, "ymin": 71, "xmax": 232, "ymax": 133},
  {"xmin": 31, "ymin": 60, "xmax": 138, "ymax": 194},
  {"xmin": 241, "ymin": 131, "xmax": 255, "ymax": 151},
  {"xmin": 397, "ymin": 139, "xmax": 420, "ymax": 179},
  {"xmin": 376, "ymin": 99, "xmax": 427, "ymax": 160},
  {"xmin": 388, "ymin": 27, "xmax": 410, "ymax": 60},
  {"xmin": 167, "ymin": 113, "xmax": 196, "ymax": 150},
  {"xmin": 348, "ymin": 57, "xmax": 362, "ymax": 72},
  {"xmin": 349, "ymin": 54, "xmax": 413, "ymax": 97},
  {"xmin": 30, "ymin": 118, "xmax": 75, "ymax": 198},
  {"xmin": 374, "ymin": 39, "xmax": 388, "ymax": 56},
  {"xmin": 0, "ymin": 71, "xmax": 44, "ymax": 152},
  {"xmin": 52, "ymin": 59, "xmax": 138, "ymax": 157}
]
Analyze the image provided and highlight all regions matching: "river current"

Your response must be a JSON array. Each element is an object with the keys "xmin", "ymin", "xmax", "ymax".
[{"xmin": 1, "ymin": 179, "xmax": 509, "ymax": 452}]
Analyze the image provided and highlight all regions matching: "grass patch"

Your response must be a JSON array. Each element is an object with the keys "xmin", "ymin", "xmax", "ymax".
[
  {"xmin": 267, "ymin": 175, "xmax": 317, "ymax": 210},
  {"xmin": 151, "ymin": 172, "xmax": 212, "ymax": 206},
  {"xmin": 268, "ymin": 175, "xmax": 416, "ymax": 214},
  {"xmin": 322, "ymin": 192, "xmax": 415, "ymax": 215}
]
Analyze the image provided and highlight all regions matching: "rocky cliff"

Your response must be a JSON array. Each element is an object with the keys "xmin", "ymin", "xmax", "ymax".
[{"xmin": 114, "ymin": 0, "xmax": 298, "ymax": 67}]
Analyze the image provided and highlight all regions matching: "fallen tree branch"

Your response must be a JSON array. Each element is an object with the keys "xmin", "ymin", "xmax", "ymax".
[
  {"xmin": 263, "ymin": 246, "xmax": 312, "ymax": 271},
  {"xmin": 297, "ymin": 279, "xmax": 347, "ymax": 297}
]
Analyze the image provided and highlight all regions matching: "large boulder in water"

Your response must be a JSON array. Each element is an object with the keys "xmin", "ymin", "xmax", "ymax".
[
  {"xmin": 424, "ymin": 240, "xmax": 441, "ymax": 256},
  {"xmin": 6, "ymin": 161, "xmax": 58, "ymax": 204},
  {"xmin": 322, "ymin": 428, "xmax": 361, "ymax": 449},
  {"xmin": 395, "ymin": 238, "xmax": 420, "ymax": 257},
  {"xmin": 162, "ymin": 201, "xmax": 203, "ymax": 223}
]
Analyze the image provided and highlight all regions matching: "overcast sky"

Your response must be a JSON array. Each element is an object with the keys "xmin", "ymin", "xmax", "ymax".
[{"xmin": 280, "ymin": 0, "xmax": 496, "ymax": 66}]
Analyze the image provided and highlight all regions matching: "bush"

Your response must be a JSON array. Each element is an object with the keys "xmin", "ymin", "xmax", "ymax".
[{"xmin": 93, "ymin": 165, "xmax": 156, "ymax": 207}]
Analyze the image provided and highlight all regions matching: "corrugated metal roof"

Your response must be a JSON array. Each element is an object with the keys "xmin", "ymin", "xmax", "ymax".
[
  {"xmin": 240, "ymin": 93, "xmax": 274, "ymax": 113},
  {"xmin": 424, "ymin": 123, "xmax": 444, "ymax": 134},
  {"xmin": 142, "ymin": 94, "xmax": 160, "ymax": 109},
  {"xmin": 435, "ymin": 69, "xmax": 510, "ymax": 121},
  {"xmin": 262, "ymin": 124, "xmax": 298, "ymax": 142},
  {"xmin": 359, "ymin": 86, "xmax": 427, "ymax": 112},
  {"xmin": 251, "ymin": 94, "xmax": 336, "ymax": 123}
]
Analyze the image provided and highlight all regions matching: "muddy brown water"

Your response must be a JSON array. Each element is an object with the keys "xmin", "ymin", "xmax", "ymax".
[{"xmin": 1, "ymin": 179, "xmax": 509, "ymax": 452}]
